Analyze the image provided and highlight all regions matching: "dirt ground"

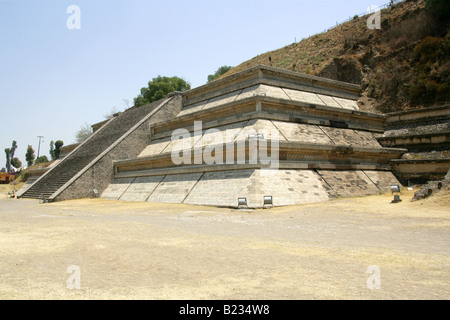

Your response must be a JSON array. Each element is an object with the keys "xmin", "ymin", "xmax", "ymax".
[{"xmin": 0, "ymin": 184, "xmax": 449, "ymax": 300}]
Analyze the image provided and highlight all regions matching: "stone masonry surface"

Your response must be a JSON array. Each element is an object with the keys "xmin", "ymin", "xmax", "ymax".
[
  {"xmin": 36, "ymin": 95, "xmax": 182, "ymax": 202},
  {"xmin": 102, "ymin": 169, "xmax": 398, "ymax": 208}
]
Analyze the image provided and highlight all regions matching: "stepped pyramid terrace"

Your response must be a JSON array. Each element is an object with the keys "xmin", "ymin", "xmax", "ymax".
[{"xmin": 18, "ymin": 66, "xmax": 407, "ymax": 208}]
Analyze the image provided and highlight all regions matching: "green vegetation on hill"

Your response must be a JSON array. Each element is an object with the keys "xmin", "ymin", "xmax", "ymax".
[
  {"xmin": 133, "ymin": 76, "xmax": 191, "ymax": 107},
  {"xmin": 207, "ymin": 66, "xmax": 234, "ymax": 83}
]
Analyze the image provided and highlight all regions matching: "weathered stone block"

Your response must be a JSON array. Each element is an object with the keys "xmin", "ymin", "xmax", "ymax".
[
  {"xmin": 101, "ymin": 178, "xmax": 134, "ymax": 200},
  {"xmin": 363, "ymin": 171, "xmax": 402, "ymax": 193},
  {"xmin": 147, "ymin": 172, "xmax": 203, "ymax": 203},
  {"xmin": 119, "ymin": 176, "xmax": 164, "ymax": 202},
  {"xmin": 317, "ymin": 170, "xmax": 380, "ymax": 198},
  {"xmin": 274, "ymin": 121, "xmax": 332, "ymax": 144}
]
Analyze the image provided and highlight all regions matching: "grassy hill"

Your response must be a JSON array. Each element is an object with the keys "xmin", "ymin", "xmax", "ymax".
[{"xmin": 220, "ymin": 0, "xmax": 449, "ymax": 114}]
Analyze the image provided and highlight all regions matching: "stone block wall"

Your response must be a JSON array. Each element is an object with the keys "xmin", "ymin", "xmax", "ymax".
[
  {"xmin": 379, "ymin": 105, "xmax": 450, "ymax": 184},
  {"xmin": 119, "ymin": 176, "xmax": 164, "ymax": 202},
  {"xmin": 97, "ymin": 66, "xmax": 406, "ymax": 208},
  {"xmin": 316, "ymin": 170, "xmax": 379, "ymax": 198},
  {"xmin": 138, "ymin": 118, "xmax": 385, "ymax": 160},
  {"xmin": 53, "ymin": 94, "xmax": 183, "ymax": 201},
  {"xmin": 102, "ymin": 168, "xmax": 401, "ymax": 208}
]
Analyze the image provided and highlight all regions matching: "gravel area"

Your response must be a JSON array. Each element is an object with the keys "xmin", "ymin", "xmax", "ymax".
[{"xmin": 0, "ymin": 188, "xmax": 449, "ymax": 300}]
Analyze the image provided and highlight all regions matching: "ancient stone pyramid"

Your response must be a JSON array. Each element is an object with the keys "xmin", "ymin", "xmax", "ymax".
[{"xmin": 19, "ymin": 66, "xmax": 406, "ymax": 207}]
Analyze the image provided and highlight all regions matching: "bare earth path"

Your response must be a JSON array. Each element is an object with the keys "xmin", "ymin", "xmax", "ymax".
[{"xmin": 0, "ymin": 187, "xmax": 449, "ymax": 300}]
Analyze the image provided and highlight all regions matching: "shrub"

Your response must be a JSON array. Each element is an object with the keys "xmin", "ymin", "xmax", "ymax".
[
  {"xmin": 413, "ymin": 37, "xmax": 449, "ymax": 69},
  {"xmin": 426, "ymin": 0, "xmax": 450, "ymax": 29},
  {"xmin": 388, "ymin": 11, "xmax": 434, "ymax": 48},
  {"xmin": 437, "ymin": 81, "xmax": 450, "ymax": 102}
]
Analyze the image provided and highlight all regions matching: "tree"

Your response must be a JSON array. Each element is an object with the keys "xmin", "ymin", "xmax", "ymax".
[
  {"xmin": 5, "ymin": 148, "xmax": 11, "ymax": 172},
  {"xmin": 11, "ymin": 141, "xmax": 17, "ymax": 158},
  {"xmin": 35, "ymin": 155, "xmax": 49, "ymax": 164},
  {"xmin": 207, "ymin": 66, "xmax": 233, "ymax": 83},
  {"xmin": 4, "ymin": 140, "xmax": 19, "ymax": 172},
  {"xmin": 50, "ymin": 141, "xmax": 55, "ymax": 161},
  {"xmin": 133, "ymin": 76, "xmax": 191, "ymax": 107},
  {"xmin": 54, "ymin": 140, "xmax": 64, "ymax": 159},
  {"xmin": 75, "ymin": 123, "xmax": 92, "ymax": 143},
  {"xmin": 11, "ymin": 158, "xmax": 22, "ymax": 169},
  {"xmin": 26, "ymin": 145, "xmax": 36, "ymax": 167}
]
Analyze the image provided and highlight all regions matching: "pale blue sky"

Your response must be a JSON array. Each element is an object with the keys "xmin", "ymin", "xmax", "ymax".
[{"xmin": 0, "ymin": 0, "xmax": 387, "ymax": 169}]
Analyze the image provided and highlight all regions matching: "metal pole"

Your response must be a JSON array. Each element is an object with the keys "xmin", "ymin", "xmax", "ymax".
[{"xmin": 37, "ymin": 136, "xmax": 44, "ymax": 164}]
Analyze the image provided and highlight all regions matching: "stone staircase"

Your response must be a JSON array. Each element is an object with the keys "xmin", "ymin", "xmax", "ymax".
[
  {"xmin": 19, "ymin": 155, "xmax": 93, "ymax": 200},
  {"xmin": 18, "ymin": 100, "xmax": 164, "ymax": 200}
]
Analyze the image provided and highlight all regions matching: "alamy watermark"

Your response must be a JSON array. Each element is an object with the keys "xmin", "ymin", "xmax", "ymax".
[
  {"xmin": 65, "ymin": 4, "xmax": 381, "ymax": 34},
  {"xmin": 67, "ymin": 265, "xmax": 81, "ymax": 290},
  {"xmin": 366, "ymin": 265, "xmax": 381, "ymax": 290},
  {"xmin": 66, "ymin": 5, "xmax": 81, "ymax": 30},
  {"xmin": 367, "ymin": 5, "xmax": 382, "ymax": 30}
]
